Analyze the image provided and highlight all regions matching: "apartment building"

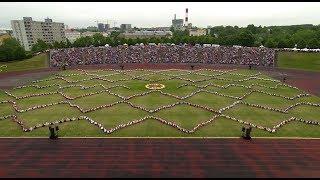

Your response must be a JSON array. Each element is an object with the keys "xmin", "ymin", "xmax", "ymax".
[
  {"xmin": 11, "ymin": 17, "xmax": 66, "ymax": 51},
  {"xmin": 120, "ymin": 24, "xmax": 132, "ymax": 32}
]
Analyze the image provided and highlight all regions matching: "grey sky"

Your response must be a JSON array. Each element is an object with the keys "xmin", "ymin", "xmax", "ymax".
[{"xmin": 1, "ymin": 2, "xmax": 320, "ymax": 29}]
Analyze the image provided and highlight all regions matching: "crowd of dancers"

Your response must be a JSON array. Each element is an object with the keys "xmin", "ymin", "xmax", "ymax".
[{"xmin": 49, "ymin": 44, "xmax": 276, "ymax": 67}]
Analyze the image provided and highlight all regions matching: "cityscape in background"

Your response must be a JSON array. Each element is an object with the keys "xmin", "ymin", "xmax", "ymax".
[
  {"xmin": 0, "ymin": 3, "xmax": 319, "ymax": 179},
  {"xmin": 1, "ymin": 6, "xmax": 319, "ymax": 52},
  {"xmin": 2, "ymin": 8, "xmax": 212, "ymax": 51}
]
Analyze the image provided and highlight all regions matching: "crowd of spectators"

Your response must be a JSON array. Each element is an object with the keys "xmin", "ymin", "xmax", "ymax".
[{"xmin": 49, "ymin": 44, "xmax": 276, "ymax": 67}]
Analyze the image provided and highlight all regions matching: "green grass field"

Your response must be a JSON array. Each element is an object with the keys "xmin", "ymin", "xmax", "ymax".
[
  {"xmin": 277, "ymin": 51, "xmax": 320, "ymax": 72},
  {"xmin": 0, "ymin": 68, "xmax": 319, "ymax": 137},
  {"xmin": 0, "ymin": 53, "xmax": 48, "ymax": 73}
]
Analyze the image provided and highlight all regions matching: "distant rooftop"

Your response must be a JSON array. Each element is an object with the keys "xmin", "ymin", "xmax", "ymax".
[{"xmin": 124, "ymin": 30, "xmax": 172, "ymax": 36}]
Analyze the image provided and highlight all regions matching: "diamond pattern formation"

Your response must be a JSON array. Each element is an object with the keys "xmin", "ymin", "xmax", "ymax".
[{"xmin": 0, "ymin": 68, "xmax": 319, "ymax": 135}]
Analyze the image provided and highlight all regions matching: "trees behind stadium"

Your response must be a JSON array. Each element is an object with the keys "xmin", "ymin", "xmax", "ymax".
[
  {"xmin": 3, "ymin": 24, "xmax": 320, "ymax": 62},
  {"xmin": 209, "ymin": 24, "xmax": 320, "ymax": 49},
  {"xmin": 35, "ymin": 24, "xmax": 320, "ymax": 52}
]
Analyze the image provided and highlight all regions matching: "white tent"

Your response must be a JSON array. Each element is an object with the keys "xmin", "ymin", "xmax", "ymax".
[{"xmin": 105, "ymin": 44, "xmax": 110, "ymax": 47}]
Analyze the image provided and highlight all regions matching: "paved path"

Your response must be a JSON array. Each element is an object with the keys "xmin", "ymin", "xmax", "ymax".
[
  {"xmin": 0, "ymin": 138, "xmax": 319, "ymax": 178},
  {"xmin": 263, "ymin": 68, "xmax": 320, "ymax": 96},
  {"xmin": 0, "ymin": 68, "xmax": 58, "ymax": 89}
]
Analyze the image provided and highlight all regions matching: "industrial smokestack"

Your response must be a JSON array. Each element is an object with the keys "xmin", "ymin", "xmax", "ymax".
[
  {"xmin": 174, "ymin": 14, "xmax": 176, "ymax": 20},
  {"xmin": 185, "ymin": 8, "xmax": 189, "ymax": 26}
]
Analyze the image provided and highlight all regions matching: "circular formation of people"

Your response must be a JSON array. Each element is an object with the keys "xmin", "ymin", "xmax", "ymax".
[
  {"xmin": 145, "ymin": 83, "xmax": 166, "ymax": 90},
  {"xmin": 50, "ymin": 44, "xmax": 276, "ymax": 67},
  {"xmin": 0, "ymin": 65, "xmax": 7, "ymax": 72}
]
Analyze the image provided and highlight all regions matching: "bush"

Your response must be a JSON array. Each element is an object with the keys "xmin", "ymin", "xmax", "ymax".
[
  {"xmin": 25, "ymin": 51, "xmax": 33, "ymax": 59},
  {"xmin": 31, "ymin": 39, "xmax": 49, "ymax": 53},
  {"xmin": 0, "ymin": 38, "xmax": 26, "ymax": 62}
]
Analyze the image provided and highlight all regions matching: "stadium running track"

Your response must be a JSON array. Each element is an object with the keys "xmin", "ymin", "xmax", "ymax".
[
  {"xmin": 0, "ymin": 64, "xmax": 319, "ymax": 178},
  {"xmin": 0, "ymin": 138, "xmax": 319, "ymax": 178}
]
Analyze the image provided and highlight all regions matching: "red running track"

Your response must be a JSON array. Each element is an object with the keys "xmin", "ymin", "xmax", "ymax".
[{"xmin": 0, "ymin": 138, "xmax": 319, "ymax": 178}]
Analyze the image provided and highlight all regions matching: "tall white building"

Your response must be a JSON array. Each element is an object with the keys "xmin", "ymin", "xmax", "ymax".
[{"xmin": 11, "ymin": 17, "xmax": 66, "ymax": 51}]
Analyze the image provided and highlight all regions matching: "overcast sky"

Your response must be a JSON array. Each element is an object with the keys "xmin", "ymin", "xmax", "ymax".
[{"xmin": 1, "ymin": 2, "xmax": 320, "ymax": 29}]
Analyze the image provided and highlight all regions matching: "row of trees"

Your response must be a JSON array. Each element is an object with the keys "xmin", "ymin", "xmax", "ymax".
[
  {"xmin": 209, "ymin": 24, "xmax": 320, "ymax": 48},
  {"xmin": 0, "ymin": 38, "xmax": 30, "ymax": 62},
  {"xmin": 30, "ymin": 31, "xmax": 256, "ymax": 52},
  {"xmin": 2, "ymin": 24, "xmax": 320, "ymax": 62},
  {"xmin": 31, "ymin": 24, "xmax": 320, "ymax": 53}
]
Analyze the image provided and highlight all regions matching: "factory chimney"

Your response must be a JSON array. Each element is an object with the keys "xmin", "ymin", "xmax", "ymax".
[{"xmin": 185, "ymin": 8, "xmax": 188, "ymax": 26}]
